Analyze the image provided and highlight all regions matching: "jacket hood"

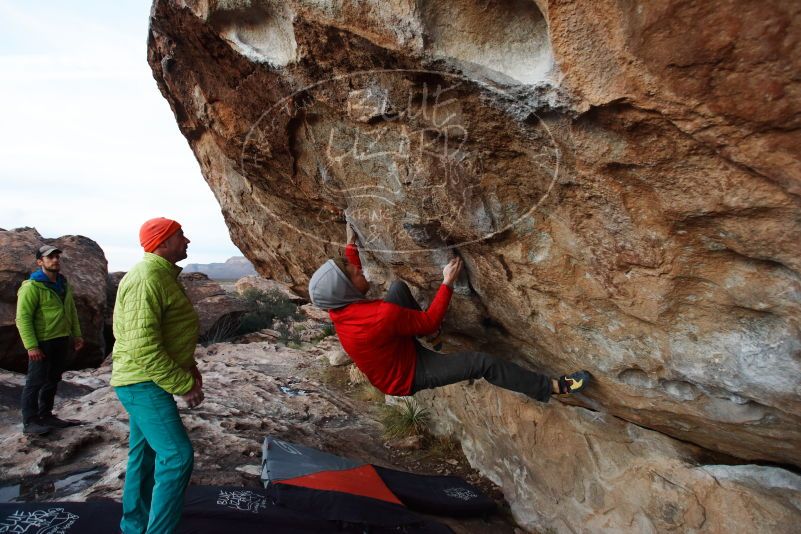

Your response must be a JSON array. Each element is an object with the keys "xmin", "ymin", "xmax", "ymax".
[{"xmin": 308, "ymin": 260, "xmax": 367, "ymax": 310}]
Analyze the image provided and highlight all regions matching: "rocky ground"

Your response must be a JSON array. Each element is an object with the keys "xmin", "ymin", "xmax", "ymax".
[{"xmin": 0, "ymin": 332, "xmax": 520, "ymax": 533}]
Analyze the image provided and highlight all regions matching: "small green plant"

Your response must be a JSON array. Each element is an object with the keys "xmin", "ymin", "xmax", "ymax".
[
  {"xmin": 201, "ymin": 314, "xmax": 241, "ymax": 346},
  {"xmin": 381, "ymin": 399, "xmax": 430, "ymax": 439},
  {"xmin": 320, "ymin": 323, "xmax": 336, "ymax": 337},
  {"xmin": 236, "ymin": 288, "xmax": 300, "ymax": 336},
  {"xmin": 274, "ymin": 322, "xmax": 302, "ymax": 346},
  {"xmin": 420, "ymin": 435, "xmax": 461, "ymax": 461}
]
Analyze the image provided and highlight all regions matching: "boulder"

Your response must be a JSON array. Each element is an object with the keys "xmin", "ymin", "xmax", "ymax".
[
  {"xmin": 179, "ymin": 272, "xmax": 249, "ymax": 341},
  {"xmin": 327, "ymin": 349, "xmax": 351, "ymax": 367},
  {"xmin": 298, "ymin": 303, "xmax": 331, "ymax": 323},
  {"xmin": 420, "ymin": 381, "xmax": 801, "ymax": 533},
  {"xmin": 104, "ymin": 271, "xmax": 126, "ymax": 355},
  {"xmin": 0, "ymin": 228, "xmax": 107, "ymax": 372},
  {"xmin": 234, "ymin": 275, "xmax": 306, "ymax": 303},
  {"xmin": 147, "ymin": 0, "xmax": 801, "ymax": 529}
]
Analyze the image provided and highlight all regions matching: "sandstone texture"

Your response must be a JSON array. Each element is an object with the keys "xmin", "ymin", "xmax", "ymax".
[
  {"xmin": 420, "ymin": 381, "xmax": 801, "ymax": 533},
  {"xmin": 147, "ymin": 0, "xmax": 801, "ymax": 531},
  {"xmin": 0, "ymin": 228, "xmax": 108, "ymax": 372}
]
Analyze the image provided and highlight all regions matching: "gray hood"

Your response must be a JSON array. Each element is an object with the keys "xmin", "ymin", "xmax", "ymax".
[{"xmin": 308, "ymin": 259, "xmax": 367, "ymax": 310}]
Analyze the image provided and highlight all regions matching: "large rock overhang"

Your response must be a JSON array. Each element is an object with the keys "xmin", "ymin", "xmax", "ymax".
[{"xmin": 147, "ymin": 0, "xmax": 801, "ymax": 471}]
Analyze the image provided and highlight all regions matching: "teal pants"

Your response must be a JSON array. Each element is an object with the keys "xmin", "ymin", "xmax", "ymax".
[{"xmin": 115, "ymin": 382, "xmax": 194, "ymax": 534}]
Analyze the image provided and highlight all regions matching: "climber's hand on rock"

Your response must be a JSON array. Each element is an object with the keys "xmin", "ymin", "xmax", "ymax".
[
  {"xmin": 443, "ymin": 257, "xmax": 463, "ymax": 288},
  {"xmin": 346, "ymin": 224, "xmax": 358, "ymax": 245}
]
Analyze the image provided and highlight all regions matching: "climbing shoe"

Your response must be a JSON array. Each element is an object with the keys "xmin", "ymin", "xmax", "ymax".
[{"xmin": 555, "ymin": 370, "xmax": 591, "ymax": 395}]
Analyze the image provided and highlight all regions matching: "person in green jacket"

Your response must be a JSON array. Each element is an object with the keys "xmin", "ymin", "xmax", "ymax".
[
  {"xmin": 16, "ymin": 244, "xmax": 85, "ymax": 436},
  {"xmin": 111, "ymin": 217, "xmax": 203, "ymax": 534}
]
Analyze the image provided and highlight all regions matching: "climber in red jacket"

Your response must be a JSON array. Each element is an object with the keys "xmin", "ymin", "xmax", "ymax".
[{"xmin": 308, "ymin": 227, "xmax": 590, "ymax": 401}]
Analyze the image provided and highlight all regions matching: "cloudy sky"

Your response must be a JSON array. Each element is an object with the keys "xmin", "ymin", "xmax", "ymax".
[{"xmin": 0, "ymin": 1, "xmax": 242, "ymax": 271}]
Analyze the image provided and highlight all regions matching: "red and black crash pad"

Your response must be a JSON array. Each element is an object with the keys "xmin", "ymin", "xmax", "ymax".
[
  {"xmin": 261, "ymin": 437, "xmax": 496, "ymax": 524},
  {"xmin": 181, "ymin": 485, "xmax": 450, "ymax": 533},
  {"xmin": 0, "ymin": 486, "xmax": 450, "ymax": 533}
]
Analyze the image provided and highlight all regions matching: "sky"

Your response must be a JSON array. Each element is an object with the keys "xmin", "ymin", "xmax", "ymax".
[{"xmin": 0, "ymin": 1, "xmax": 243, "ymax": 271}]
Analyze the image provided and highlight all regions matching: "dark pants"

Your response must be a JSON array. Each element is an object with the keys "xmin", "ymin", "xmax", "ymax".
[
  {"xmin": 21, "ymin": 336, "xmax": 69, "ymax": 424},
  {"xmin": 385, "ymin": 281, "xmax": 553, "ymax": 402}
]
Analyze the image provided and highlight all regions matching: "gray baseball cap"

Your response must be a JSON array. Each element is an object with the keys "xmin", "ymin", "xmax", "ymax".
[{"xmin": 36, "ymin": 245, "xmax": 62, "ymax": 259}]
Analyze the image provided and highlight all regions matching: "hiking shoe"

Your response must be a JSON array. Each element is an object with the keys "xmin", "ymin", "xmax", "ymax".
[
  {"xmin": 555, "ymin": 370, "xmax": 591, "ymax": 395},
  {"xmin": 23, "ymin": 421, "xmax": 51, "ymax": 436},
  {"xmin": 40, "ymin": 415, "xmax": 78, "ymax": 429}
]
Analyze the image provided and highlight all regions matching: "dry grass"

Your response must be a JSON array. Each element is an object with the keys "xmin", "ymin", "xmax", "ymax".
[
  {"xmin": 380, "ymin": 398, "xmax": 431, "ymax": 439},
  {"xmin": 348, "ymin": 365, "xmax": 369, "ymax": 385},
  {"xmin": 355, "ymin": 382, "xmax": 385, "ymax": 403},
  {"xmin": 318, "ymin": 364, "xmax": 351, "ymax": 391}
]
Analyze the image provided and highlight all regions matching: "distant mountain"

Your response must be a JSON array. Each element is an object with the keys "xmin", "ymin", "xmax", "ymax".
[{"xmin": 183, "ymin": 256, "xmax": 257, "ymax": 280}]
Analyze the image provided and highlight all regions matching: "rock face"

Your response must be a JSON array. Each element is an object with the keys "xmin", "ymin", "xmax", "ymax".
[
  {"xmin": 147, "ymin": 0, "xmax": 801, "ymax": 530},
  {"xmin": 234, "ymin": 275, "xmax": 306, "ymax": 303},
  {"xmin": 0, "ymin": 228, "xmax": 108, "ymax": 372},
  {"xmin": 104, "ymin": 271, "xmax": 126, "ymax": 355},
  {"xmin": 420, "ymin": 381, "xmax": 801, "ymax": 532},
  {"xmin": 179, "ymin": 272, "xmax": 249, "ymax": 341}
]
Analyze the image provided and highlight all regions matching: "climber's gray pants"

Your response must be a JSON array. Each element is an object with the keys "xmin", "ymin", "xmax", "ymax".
[{"xmin": 384, "ymin": 281, "xmax": 553, "ymax": 402}]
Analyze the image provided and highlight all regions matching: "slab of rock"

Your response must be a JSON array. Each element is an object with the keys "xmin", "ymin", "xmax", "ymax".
[
  {"xmin": 0, "ymin": 228, "xmax": 108, "ymax": 372},
  {"xmin": 419, "ymin": 381, "xmax": 801, "ymax": 533},
  {"xmin": 234, "ymin": 275, "xmax": 306, "ymax": 303},
  {"xmin": 327, "ymin": 349, "xmax": 351, "ymax": 367},
  {"xmin": 0, "ymin": 341, "xmax": 414, "ymax": 501},
  {"xmin": 298, "ymin": 303, "xmax": 331, "ymax": 323},
  {"xmin": 385, "ymin": 435, "xmax": 424, "ymax": 451}
]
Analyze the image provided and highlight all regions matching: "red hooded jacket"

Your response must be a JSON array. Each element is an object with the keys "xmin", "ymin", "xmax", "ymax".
[{"xmin": 328, "ymin": 244, "xmax": 453, "ymax": 395}]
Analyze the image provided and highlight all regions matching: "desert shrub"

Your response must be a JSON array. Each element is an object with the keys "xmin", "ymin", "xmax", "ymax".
[
  {"xmin": 273, "ymin": 320, "xmax": 302, "ymax": 346},
  {"xmin": 236, "ymin": 288, "xmax": 300, "ymax": 336},
  {"xmin": 200, "ymin": 314, "xmax": 241, "ymax": 346},
  {"xmin": 348, "ymin": 365, "xmax": 369, "ymax": 385},
  {"xmin": 356, "ymin": 383, "xmax": 385, "ymax": 403},
  {"xmin": 320, "ymin": 323, "xmax": 336, "ymax": 337},
  {"xmin": 381, "ymin": 398, "xmax": 430, "ymax": 439}
]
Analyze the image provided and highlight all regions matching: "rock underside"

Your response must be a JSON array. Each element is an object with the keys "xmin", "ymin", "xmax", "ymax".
[{"xmin": 144, "ymin": 1, "xmax": 801, "ymax": 531}]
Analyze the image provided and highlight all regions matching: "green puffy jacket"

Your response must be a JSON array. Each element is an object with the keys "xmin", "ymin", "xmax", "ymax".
[
  {"xmin": 16, "ymin": 277, "xmax": 82, "ymax": 350},
  {"xmin": 110, "ymin": 253, "xmax": 199, "ymax": 395}
]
